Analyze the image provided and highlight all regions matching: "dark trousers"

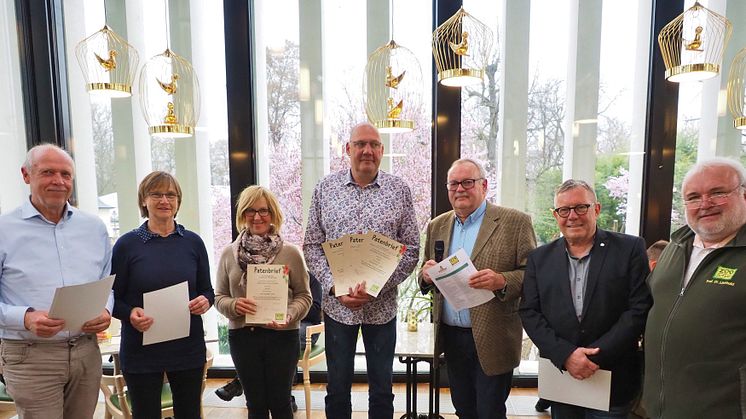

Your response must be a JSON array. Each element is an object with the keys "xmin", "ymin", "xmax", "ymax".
[
  {"xmin": 324, "ymin": 315, "xmax": 397, "ymax": 419},
  {"xmin": 124, "ymin": 366, "xmax": 204, "ymax": 419},
  {"xmin": 442, "ymin": 324, "xmax": 514, "ymax": 419},
  {"xmin": 229, "ymin": 326, "xmax": 299, "ymax": 419}
]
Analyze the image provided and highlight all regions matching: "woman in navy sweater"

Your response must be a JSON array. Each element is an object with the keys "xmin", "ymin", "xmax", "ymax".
[{"xmin": 112, "ymin": 171, "xmax": 214, "ymax": 418}]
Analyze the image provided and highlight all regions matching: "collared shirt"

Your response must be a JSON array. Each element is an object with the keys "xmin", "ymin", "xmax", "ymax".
[
  {"xmin": 567, "ymin": 249, "xmax": 591, "ymax": 321},
  {"xmin": 683, "ymin": 231, "xmax": 739, "ymax": 288},
  {"xmin": 0, "ymin": 199, "xmax": 113, "ymax": 341},
  {"xmin": 442, "ymin": 200, "xmax": 487, "ymax": 328},
  {"xmin": 135, "ymin": 222, "xmax": 185, "ymax": 243},
  {"xmin": 303, "ymin": 169, "xmax": 420, "ymax": 325}
]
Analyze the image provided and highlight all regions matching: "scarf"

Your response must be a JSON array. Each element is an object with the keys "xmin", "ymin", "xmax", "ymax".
[{"xmin": 235, "ymin": 228, "xmax": 283, "ymax": 286}]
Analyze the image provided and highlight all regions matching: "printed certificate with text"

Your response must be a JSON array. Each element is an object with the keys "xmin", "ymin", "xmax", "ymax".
[{"xmin": 245, "ymin": 264, "xmax": 289, "ymax": 324}]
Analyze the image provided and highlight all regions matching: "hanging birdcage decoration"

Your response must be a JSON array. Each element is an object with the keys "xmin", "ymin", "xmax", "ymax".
[
  {"xmin": 74, "ymin": 25, "xmax": 139, "ymax": 98},
  {"xmin": 727, "ymin": 48, "xmax": 746, "ymax": 130},
  {"xmin": 139, "ymin": 49, "xmax": 200, "ymax": 138},
  {"xmin": 432, "ymin": 7, "xmax": 494, "ymax": 87},
  {"xmin": 364, "ymin": 40, "xmax": 423, "ymax": 133},
  {"xmin": 658, "ymin": 2, "xmax": 732, "ymax": 83}
]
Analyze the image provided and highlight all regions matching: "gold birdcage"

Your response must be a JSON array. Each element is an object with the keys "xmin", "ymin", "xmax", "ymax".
[
  {"xmin": 364, "ymin": 40, "xmax": 423, "ymax": 133},
  {"xmin": 139, "ymin": 49, "xmax": 200, "ymax": 138},
  {"xmin": 658, "ymin": 2, "xmax": 732, "ymax": 83},
  {"xmin": 432, "ymin": 7, "xmax": 494, "ymax": 87},
  {"xmin": 74, "ymin": 25, "xmax": 139, "ymax": 98},
  {"xmin": 727, "ymin": 48, "xmax": 746, "ymax": 129}
]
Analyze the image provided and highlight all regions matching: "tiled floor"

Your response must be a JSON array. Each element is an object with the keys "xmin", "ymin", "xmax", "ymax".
[{"xmin": 0, "ymin": 380, "xmax": 551, "ymax": 418}]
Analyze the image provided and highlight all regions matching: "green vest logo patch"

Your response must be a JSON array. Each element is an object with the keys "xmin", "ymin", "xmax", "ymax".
[{"xmin": 706, "ymin": 265, "xmax": 737, "ymax": 286}]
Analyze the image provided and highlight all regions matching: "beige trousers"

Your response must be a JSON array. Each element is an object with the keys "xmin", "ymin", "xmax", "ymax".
[{"xmin": 1, "ymin": 334, "xmax": 102, "ymax": 419}]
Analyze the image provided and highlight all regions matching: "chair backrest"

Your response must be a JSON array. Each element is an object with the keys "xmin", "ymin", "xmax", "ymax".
[{"xmin": 101, "ymin": 348, "xmax": 214, "ymax": 419}]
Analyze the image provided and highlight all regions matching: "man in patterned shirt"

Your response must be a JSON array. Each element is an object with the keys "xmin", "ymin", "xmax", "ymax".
[{"xmin": 303, "ymin": 122, "xmax": 420, "ymax": 419}]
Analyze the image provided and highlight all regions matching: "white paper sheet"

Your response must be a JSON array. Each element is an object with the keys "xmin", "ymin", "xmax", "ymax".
[
  {"xmin": 423, "ymin": 249, "xmax": 494, "ymax": 310},
  {"xmin": 142, "ymin": 281, "xmax": 190, "ymax": 346},
  {"xmin": 49, "ymin": 275, "xmax": 115, "ymax": 333},
  {"xmin": 538, "ymin": 357, "xmax": 611, "ymax": 411}
]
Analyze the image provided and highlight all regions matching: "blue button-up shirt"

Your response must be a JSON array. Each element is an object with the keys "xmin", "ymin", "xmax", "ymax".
[
  {"xmin": 0, "ymin": 199, "xmax": 113, "ymax": 341},
  {"xmin": 442, "ymin": 200, "xmax": 487, "ymax": 328}
]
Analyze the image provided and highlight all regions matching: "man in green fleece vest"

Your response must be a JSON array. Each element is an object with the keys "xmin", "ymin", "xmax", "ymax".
[{"xmin": 643, "ymin": 158, "xmax": 746, "ymax": 419}]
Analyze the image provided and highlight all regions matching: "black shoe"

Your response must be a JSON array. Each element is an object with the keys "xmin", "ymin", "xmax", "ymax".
[
  {"xmin": 290, "ymin": 395, "xmax": 298, "ymax": 412},
  {"xmin": 535, "ymin": 398, "xmax": 551, "ymax": 412},
  {"xmin": 215, "ymin": 378, "xmax": 243, "ymax": 402}
]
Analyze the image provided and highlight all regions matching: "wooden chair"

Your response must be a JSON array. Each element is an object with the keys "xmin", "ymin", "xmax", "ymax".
[
  {"xmin": 297, "ymin": 323, "xmax": 325, "ymax": 419},
  {"xmin": 0, "ymin": 381, "xmax": 16, "ymax": 413},
  {"xmin": 100, "ymin": 349, "xmax": 214, "ymax": 419}
]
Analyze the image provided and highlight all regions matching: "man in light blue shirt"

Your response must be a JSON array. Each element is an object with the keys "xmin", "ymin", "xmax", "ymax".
[
  {"xmin": 420, "ymin": 158, "xmax": 536, "ymax": 419},
  {"xmin": 0, "ymin": 144, "xmax": 113, "ymax": 419}
]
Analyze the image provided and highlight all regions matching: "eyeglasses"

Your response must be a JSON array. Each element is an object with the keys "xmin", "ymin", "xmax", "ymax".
[
  {"xmin": 683, "ymin": 186, "xmax": 743, "ymax": 208},
  {"xmin": 446, "ymin": 178, "xmax": 483, "ymax": 191},
  {"xmin": 245, "ymin": 208, "xmax": 271, "ymax": 218},
  {"xmin": 350, "ymin": 140, "xmax": 382, "ymax": 150},
  {"xmin": 148, "ymin": 192, "xmax": 178, "ymax": 201},
  {"xmin": 553, "ymin": 204, "xmax": 593, "ymax": 218}
]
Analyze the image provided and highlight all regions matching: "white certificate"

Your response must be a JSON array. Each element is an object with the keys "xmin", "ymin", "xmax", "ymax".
[
  {"xmin": 143, "ymin": 281, "xmax": 190, "ymax": 346},
  {"xmin": 423, "ymin": 248, "xmax": 494, "ymax": 310},
  {"xmin": 245, "ymin": 264, "xmax": 289, "ymax": 324},
  {"xmin": 323, "ymin": 235, "xmax": 357, "ymax": 297},
  {"xmin": 353, "ymin": 232, "xmax": 407, "ymax": 298},
  {"xmin": 49, "ymin": 275, "xmax": 115, "ymax": 332},
  {"xmin": 538, "ymin": 357, "xmax": 611, "ymax": 411}
]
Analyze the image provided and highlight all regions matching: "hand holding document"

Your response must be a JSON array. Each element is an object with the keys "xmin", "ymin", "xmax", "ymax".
[
  {"xmin": 143, "ymin": 281, "xmax": 190, "ymax": 346},
  {"xmin": 323, "ymin": 232, "xmax": 407, "ymax": 298},
  {"xmin": 538, "ymin": 357, "xmax": 611, "ymax": 411},
  {"xmin": 49, "ymin": 275, "xmax": 115, "ymax": 332},
  {"xmin": 245, "ymin": 264, "xmax": 289, "ymax": 324},
  {"xmin": 423, "ymin": 249, "xmax": 494, "ymax": 310}
]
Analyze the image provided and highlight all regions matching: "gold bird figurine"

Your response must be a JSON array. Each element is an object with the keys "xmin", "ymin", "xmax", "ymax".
[
  {"xmin": 387, "ymin": 97, "xmax": 403, "ymax": 119},
  {"xmin": 163, "ymin": 102, "xmax": 178, "ymax": 124},
  {"xmin": 157, "ymin": 73, "xmax": 179, "ymax": 95},
  {"xmin": 686, "ymin": 26, "xmax": 704, "ymax": 51},
  {"xmin": 94, "ymin": 49, "xmax": 117, "ymax": 72},
  {"xmin": 385, "ymin": 66, "xmax": 405, "ymax": 89},
  {"xmin": 449, "ymin": 31, "xmax": 470, "ymax": 56}
]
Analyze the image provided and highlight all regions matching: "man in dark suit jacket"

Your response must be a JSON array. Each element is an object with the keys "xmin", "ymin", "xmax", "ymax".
[
  {"xmin": 519, "ymin": 179, "xmax": 652, "ymax": 418},
  {"xmin": 420, "ymin": 158, "xmax": 536, "ymax": 419}
]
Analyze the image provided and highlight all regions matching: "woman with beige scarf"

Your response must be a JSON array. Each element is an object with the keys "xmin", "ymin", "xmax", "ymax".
[{"xmin": 214, "ymin": 185, "xmax": 311, "ymax": 418}]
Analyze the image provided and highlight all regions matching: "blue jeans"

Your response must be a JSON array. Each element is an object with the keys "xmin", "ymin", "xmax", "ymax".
[
  {"xmin": 442, "ymin": 324, "xmax": 513, "ymax": 419},
  {"xmin": 324, "ymin": 315, "xmax": 396, "ymax": 419},
  {"xmin": 550, "ymin": 401, "xmax": 633, "ymax": 419}
]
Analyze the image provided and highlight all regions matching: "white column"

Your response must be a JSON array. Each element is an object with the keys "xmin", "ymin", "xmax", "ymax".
[
  {"xmin": 0, "ymin": 0, "xmax": 27, "ymax": 214},
  {"xmin": 63, "ymin": 0, "xmax": 99, "ymax": 215},
  {"xmin": 299, "ymin": 0, "xmax": 328, "ymax": 226},
  {"xmin": 625, "ymin": 0, "xmax": 653, "ymax": 236},
  {"xmin": 498, "ymin": 0, "xmax": 530, "ymax": 210},
  {"xmin": 366, "ymin": 0, "xmax": 391, "ymax": 172},
  {"xmin": 562, "ymin": 0, "xmax": 603, "ymax": 185},
  {"xmin": 699, "ymin": 0, "xmax": 744, "ymax": 160},
  {"xmin": 167, "ymin": 0, "xmax": 214, "ymax": 251},
  {"xmin": 112, "ymin": 0, "xmax": 152, "ymax": 233}
]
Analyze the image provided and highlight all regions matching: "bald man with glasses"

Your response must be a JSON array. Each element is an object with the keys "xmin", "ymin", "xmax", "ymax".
[{"xmin": 519, "ymin": 179, "xmax": 652, "ymax": 419}]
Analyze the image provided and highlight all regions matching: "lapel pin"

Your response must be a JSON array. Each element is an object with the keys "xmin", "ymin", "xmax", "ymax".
[{"xmin": 600, "ymin": 243, "xmax": 605, "ymax": 247}]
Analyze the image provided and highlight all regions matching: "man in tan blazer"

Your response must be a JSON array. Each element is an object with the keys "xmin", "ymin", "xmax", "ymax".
[{"xmin": 420, "ymin": 158, "xmax": 536, "ymax": 419}]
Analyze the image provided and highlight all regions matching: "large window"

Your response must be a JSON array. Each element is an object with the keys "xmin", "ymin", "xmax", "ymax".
[
  {"xmin": 0, "ymin": 0, "xmax": 29, "ymax": 214},
  {"xmin": 62, "ymin": 0, "xmax": 230, "ymax": 365},
  {"xmin": 458, "ymin": 0, "xmax": 653, "ymax": 374},
  {"xmin": 672, "ymin": 0, "xmax": 746, "ymax": 232}
]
